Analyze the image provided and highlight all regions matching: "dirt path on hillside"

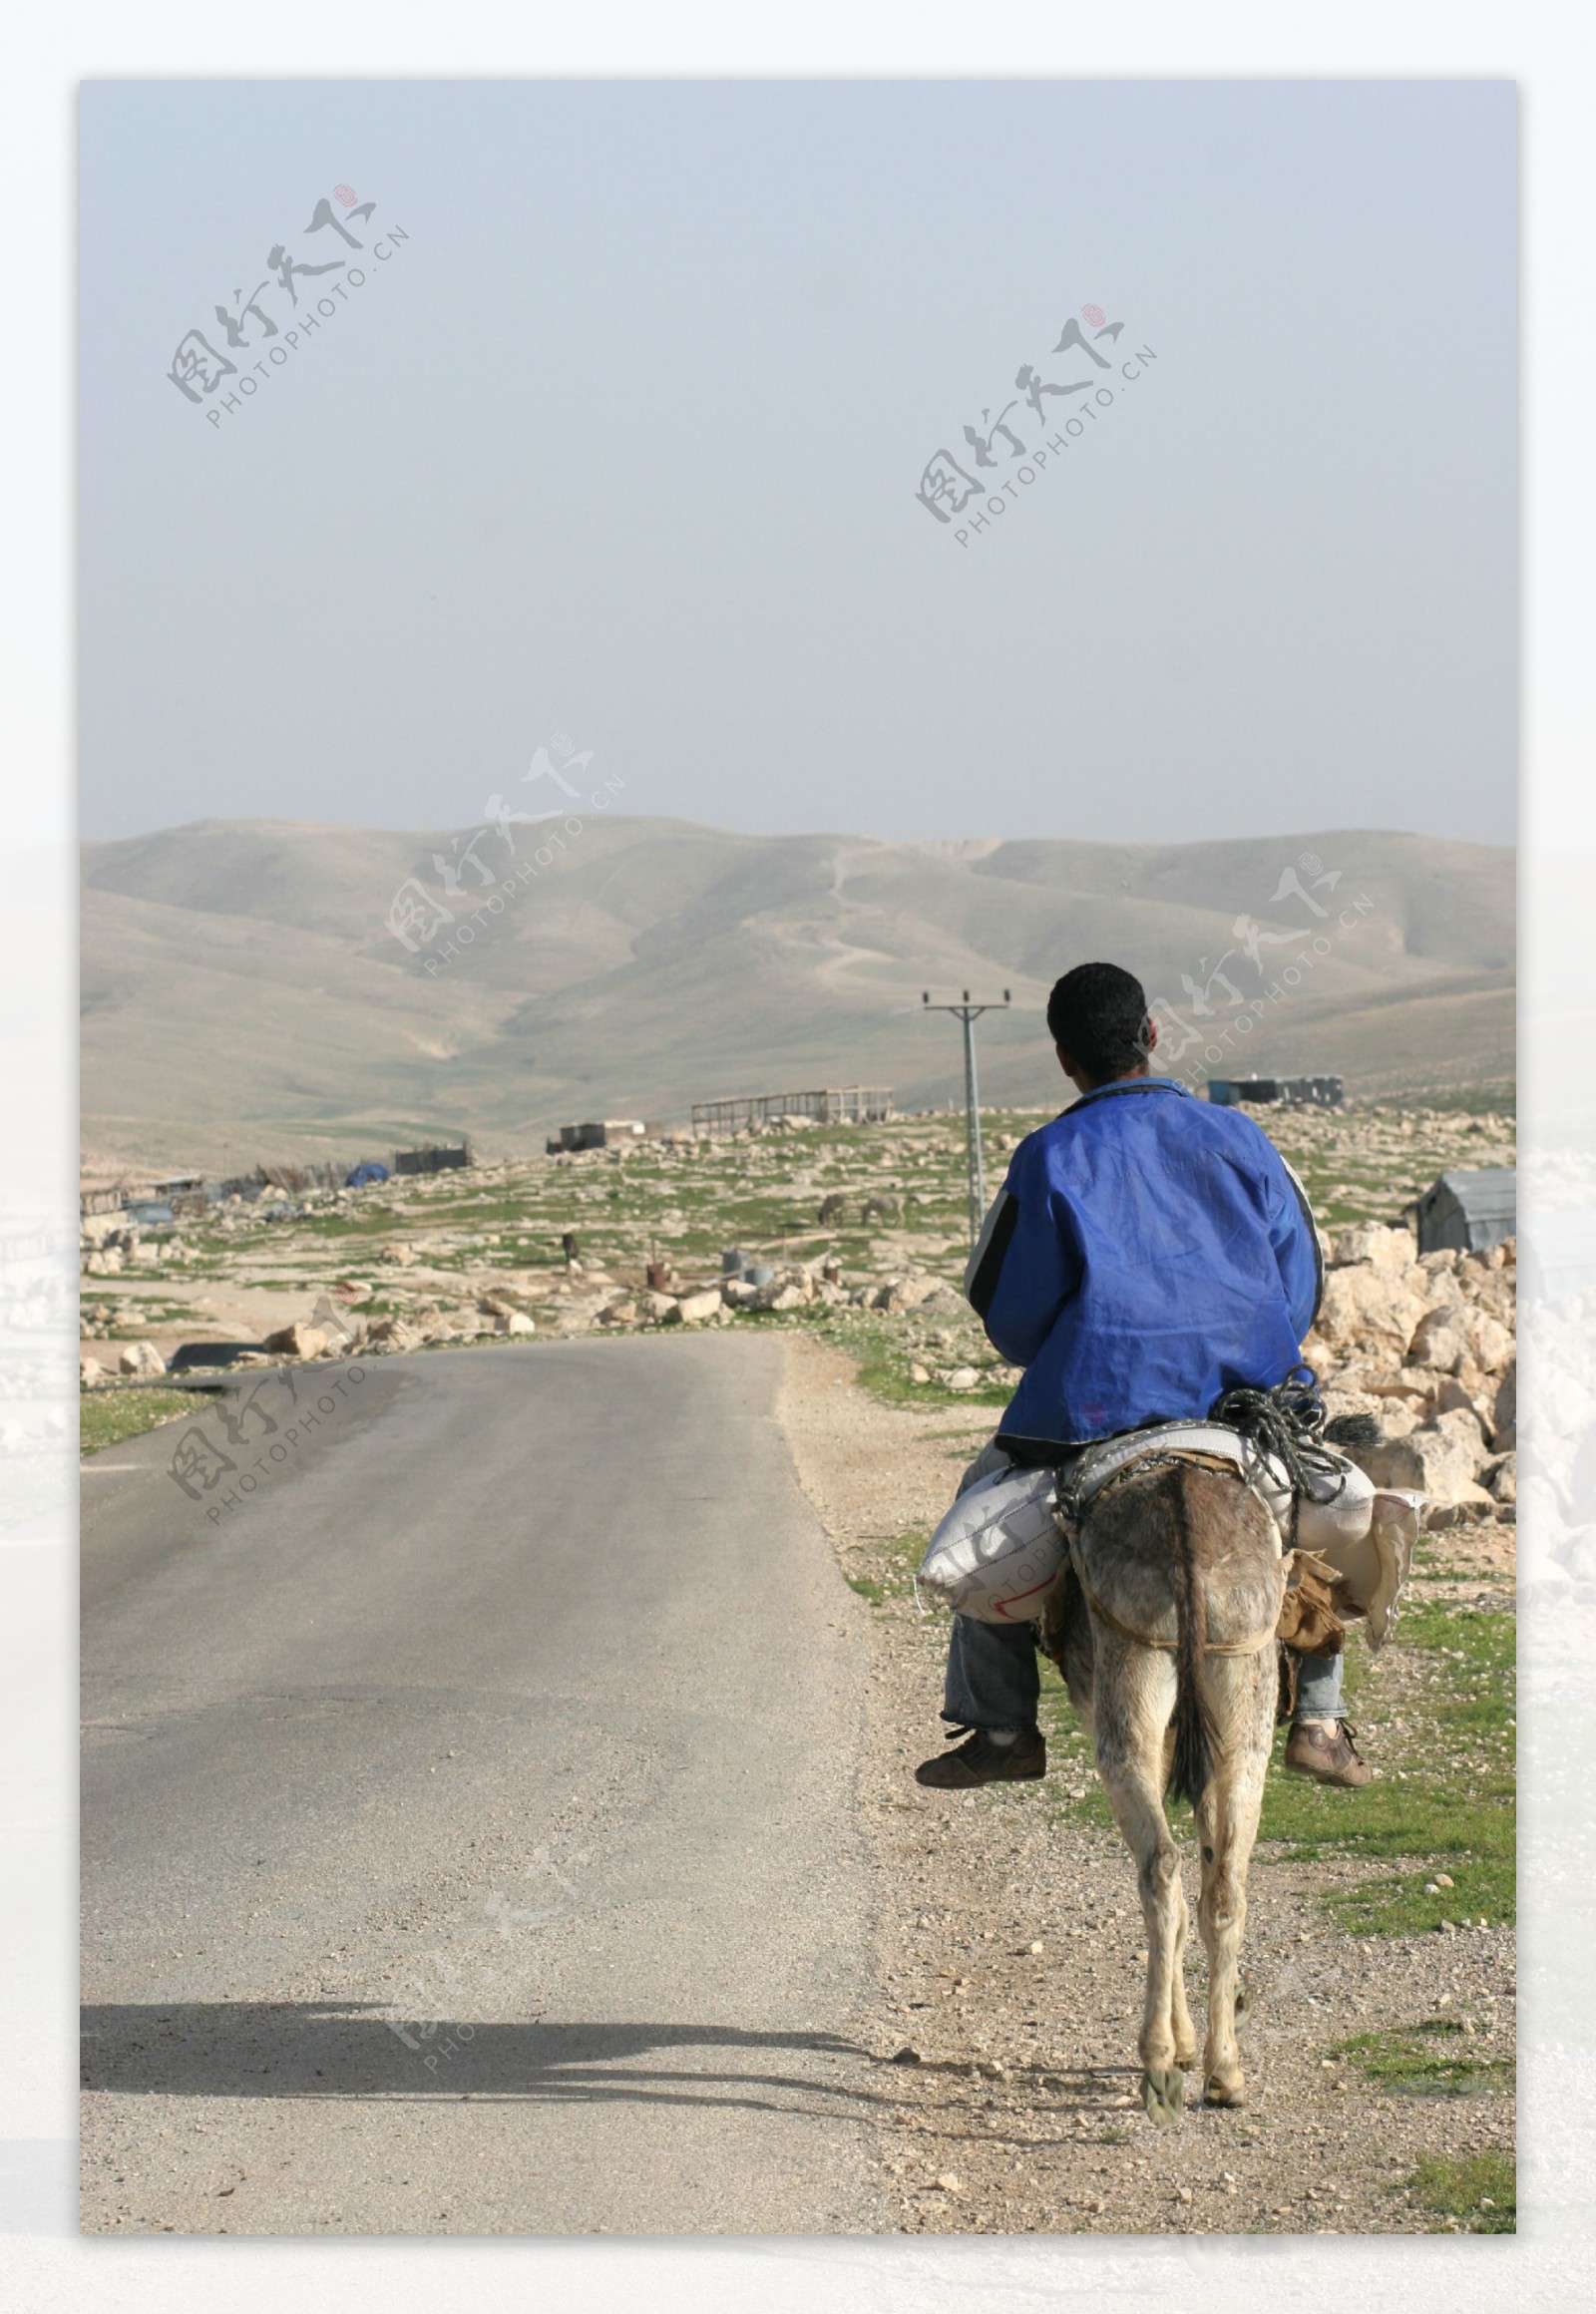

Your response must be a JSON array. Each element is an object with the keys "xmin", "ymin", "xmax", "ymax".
[{"xmin": 777, "ymin": 1335, "xmax": 1516, "ymax": 2236}]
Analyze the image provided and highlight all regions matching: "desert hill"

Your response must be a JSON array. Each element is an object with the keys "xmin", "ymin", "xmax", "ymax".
[{"xmin": 81, "ymin": 817, "xmax": 1514, "ymax": 1170}]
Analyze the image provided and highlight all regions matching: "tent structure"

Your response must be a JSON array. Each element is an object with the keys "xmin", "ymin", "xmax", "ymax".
[{"xmin": 1413, "ymin": 1168, "xmax": 1516, "ymax": 1256}]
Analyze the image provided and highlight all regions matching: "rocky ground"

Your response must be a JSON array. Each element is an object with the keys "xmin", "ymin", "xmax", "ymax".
[{"xmin": 77, "ymin": 1098, "xmax": 1513, "ymax": 1399}]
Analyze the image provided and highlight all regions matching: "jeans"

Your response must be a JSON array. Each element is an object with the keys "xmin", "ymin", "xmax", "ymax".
[{"xmin": 943, "ymin": 1614, "xmax": 1346, "ymax": 1731}]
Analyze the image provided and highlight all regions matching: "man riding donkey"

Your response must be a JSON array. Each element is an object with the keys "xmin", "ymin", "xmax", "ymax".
[{"xmin": 916, "ymin": 960, "xmax": 1375, "ymax": 1793}]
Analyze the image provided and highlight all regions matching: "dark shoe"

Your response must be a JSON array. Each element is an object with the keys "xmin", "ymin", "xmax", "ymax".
[
  {"xmin": 1284, "ymin": 1718, "xmax": 1373, "ymax": 1789},
  {"xmin": 915, "ymin": 1726, "xmax": 1045, "ymax": 1788}
]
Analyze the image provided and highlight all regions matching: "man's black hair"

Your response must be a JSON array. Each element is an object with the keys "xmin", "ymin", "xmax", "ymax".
[{"xmin": 1044, "ymin": 962, "xmax": 1150, "ymax": 1084}]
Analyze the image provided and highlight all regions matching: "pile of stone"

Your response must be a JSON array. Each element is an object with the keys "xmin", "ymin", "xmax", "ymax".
[
  {"xmin": 1305, "ymin": 1221, "xmax": 1515, "ymax": 1526},
  {"xmin": 598, "ymin": 1260, "xmax": 849, "ymax": 1328},
  {"xmin": 79, "ymin": 1341, "xmax": 168, "ymax": 1387}
]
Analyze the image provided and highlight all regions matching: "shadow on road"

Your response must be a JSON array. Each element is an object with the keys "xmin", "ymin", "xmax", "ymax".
[
  {"xmin": 82, "ymin": 2005, "xmax": 903, "ymax": 2119},
  {"xmin": 82, "ymin": 2003, "xmax": 1137, "ymax": 2128}
]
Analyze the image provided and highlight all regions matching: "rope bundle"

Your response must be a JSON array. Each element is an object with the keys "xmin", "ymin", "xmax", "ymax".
[{"xmin": 1207, "ymin": 1366, "xmax": 1356, "ymax": 1546}]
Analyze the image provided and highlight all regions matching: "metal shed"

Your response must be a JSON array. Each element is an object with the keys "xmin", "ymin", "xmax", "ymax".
[
  {"xmin": 1206, "ymin": 1076, "xmax": 1343, "ymax": 1108},
  {"xmin": 1414, "ymin": 1167, "xmax": 1516, "ymax": 1256}
]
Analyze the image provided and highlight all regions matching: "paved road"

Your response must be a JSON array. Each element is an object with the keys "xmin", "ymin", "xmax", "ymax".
[{"xmin": 81, "ymin": 1337, "xmax": 885, "ymax": 2235}]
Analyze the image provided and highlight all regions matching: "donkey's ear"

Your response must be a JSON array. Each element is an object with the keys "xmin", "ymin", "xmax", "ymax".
[{"xmin": 1323, "ymin": 1412, "xmax": 1383, "ymax": 1449}]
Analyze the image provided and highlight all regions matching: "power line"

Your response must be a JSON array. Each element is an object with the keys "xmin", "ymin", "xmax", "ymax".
[{"xmin": 921, "ymin": 989, "xmax": 1011, "ymax": 1251}]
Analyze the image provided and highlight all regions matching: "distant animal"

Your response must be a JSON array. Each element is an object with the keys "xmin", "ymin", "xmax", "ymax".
[
  {"xmin": 817, "ymin": 1192, "xmax": 848, "ymax": 1224},
  {"xmin": 1044, "ymin": 1459, "xmax": 1284, "ymax": 2123},
  {"xmin": 861, "ymin": 1193, "xmax": 901, "ymax": 1223}
]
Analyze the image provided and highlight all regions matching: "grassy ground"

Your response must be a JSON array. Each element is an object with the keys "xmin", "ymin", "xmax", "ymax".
[
  {"xmin": 1400, "ymin": 2149, "xmax": 1515, "ymax": 2232},
  {"xmin": 80, "ymin": 1388, "xmax": 196, "ymax": 1457},
  {"xmin": 1335, "ymin": 2018, "xmax": 1512, "ymax": 2099},
  {"xmin": 1259, "ymin": 1598, "xmax": 1515, "ymax": 1934}
]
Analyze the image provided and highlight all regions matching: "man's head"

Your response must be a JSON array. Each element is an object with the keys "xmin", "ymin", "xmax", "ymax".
[{"xmin": 1044, "ymin": 962, "xmax": 1155, "ymax": 1093}]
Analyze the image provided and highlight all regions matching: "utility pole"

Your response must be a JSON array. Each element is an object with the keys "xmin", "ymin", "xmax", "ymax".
[{"xmin": 922, "ymin": 988, "xmax": 1011, "ymax": 1252}]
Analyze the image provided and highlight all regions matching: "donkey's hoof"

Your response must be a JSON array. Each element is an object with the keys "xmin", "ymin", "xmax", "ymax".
[
  {"xmin": 1203, "ymin": 2070, "xmax": 1247, "ymax": 2109},
  {"xmin": 1141, "ymin": 2067, "xmax": 1185, "ymax": 2126}
]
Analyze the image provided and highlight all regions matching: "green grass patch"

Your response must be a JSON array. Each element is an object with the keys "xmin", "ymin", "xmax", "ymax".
[
  {"xmin": 849, "ymin": 1329, "xmax": 1012, "ymax": 1415},
  {"xmin": 845, "ymin": 1574, "xmax": 886, "ymax": 1607},
  {"xmin": 1336, "ymin": 2020, "xmax": 1512, "ymax": 2099},
  {"xmin": 1328, "ymin": 1856, "xmax": 1513, "ymax": 1938},
  {"xmin": 1400, "ymin": 2150, "xmax": 1515, "ymax": 2232},
  {"xmin": 88, "ymin": 1304, "xmax": 210, "ymax": 1338},
  {"xmin": 81, "ymin": 1388, "xmax": 197, "ymax": 1456},
  {"xmin": 854, "ymin": 1350, "xmax": 1005, "ymax": 1412},
  {"xmin": 1254, "ymin": 1598, "xmax": 1514, "ymax": 1931}
]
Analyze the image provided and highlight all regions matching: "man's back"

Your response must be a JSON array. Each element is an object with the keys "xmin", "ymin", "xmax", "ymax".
[{"xmin": 966, "ymin": 1077, "xmax": 1322, "ymax": 1446}]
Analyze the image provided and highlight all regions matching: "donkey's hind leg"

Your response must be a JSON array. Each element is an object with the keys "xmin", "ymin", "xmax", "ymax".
[
  {"xmin": 1169, "ymin": 1863, "xmax": 1200, "ymax": 2071},
  {"xmin": 1194, "ymin": 1650, "xmax": 1275, "ymax": 2107},
  {"xmin": 1093, "ymin": 1632, "xmax": 1186, "ymax": 2125}
]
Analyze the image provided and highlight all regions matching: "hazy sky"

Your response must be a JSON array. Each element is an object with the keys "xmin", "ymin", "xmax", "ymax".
[{"xmin": 80, "ymin": 79, "xmax": 1515, "ymax": 847}]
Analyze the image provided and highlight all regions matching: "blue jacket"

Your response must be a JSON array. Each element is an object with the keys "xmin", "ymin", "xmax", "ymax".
[{"xmin": 964, "ymin": 1077, "xmax": 1322, "ymax": 1447}]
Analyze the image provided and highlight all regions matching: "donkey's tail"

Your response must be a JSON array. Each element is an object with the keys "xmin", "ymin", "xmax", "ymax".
[{"xmin": 1166, "ymin": 1466, "xmax": 1217, "ymax": 1808}]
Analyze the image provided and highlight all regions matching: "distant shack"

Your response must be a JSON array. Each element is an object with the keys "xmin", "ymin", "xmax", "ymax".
[
  {"xmin": 393, "ymin": 1141, "xmax": 473, "ymax": 1176},
  {"xmin": 1414, "ymin": 1168, "xmax": 1516, "ymax": 1256},
  {"xmin": 549, "ymin": 1120, "xmax": 649, "ymax": 1153},
  {"xmin": 691, "ymin": 1087, "xmax": 893, "ymax": 1133},
  {"xmin": 1207, "ymin": 1076, "xmax": 1344, "ymax": 1109}
]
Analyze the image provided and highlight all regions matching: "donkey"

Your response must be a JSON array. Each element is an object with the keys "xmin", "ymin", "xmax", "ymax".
[{"xmin": 1044, "ymin": 1455, "xmax": 1285, "ymax": 2124}]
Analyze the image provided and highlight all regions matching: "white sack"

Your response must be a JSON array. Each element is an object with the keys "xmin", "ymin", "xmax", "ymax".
[
  {"xmin": 917, "ymin": 1462, "xmax": 1065, "ymax": 1625},
  {"xmin": 919, "ymin": 1433, "xmax": 1388, "ymax": 1630},
  {"xmin": 1249, "ymin": 1451, "xmax": 1376, "ymax": 1552}
]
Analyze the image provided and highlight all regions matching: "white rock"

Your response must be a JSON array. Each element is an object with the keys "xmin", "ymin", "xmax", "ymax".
[
  {"xmin": 117, "ymin": 1341, "xmax": 167, "ymax": 1378},
  {"xmin": 944, "ymin": 1365, "xmax": 983, "ymax": 1391},
  {"xmin": 671, "ymin": 1290, "xmax": 723, "ymax": 1326},
  {"xmin": 872, "ymin": 1271, "xmax": 947, "ymax": 1313},
  {"xmin": 1431, "ymin": 1404, "xmax": 1490, "ymax": 1454},
  {"xmin": 1485, "ymin": 1452, "xmax": 1516, "ymax": 1505},
  {"xmin": 1313, "ymin": 1267, "xmax": 1427, "ymax": 1359},
  {"xmin": 1406, "ymin": 1308, "xmax": 1467, "ymax": 1373},
  {"xmin": 1329, "ymin": 1223, "xmax": 1414, "ymax": 1273},
  {"xmin": 1359, "ymin": 1426, "xmax": 1485, "ymax": 1507},
  {"xmin": 1463, "ymin": 1309, "xmax": 1514, "ymax": 1375}
]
